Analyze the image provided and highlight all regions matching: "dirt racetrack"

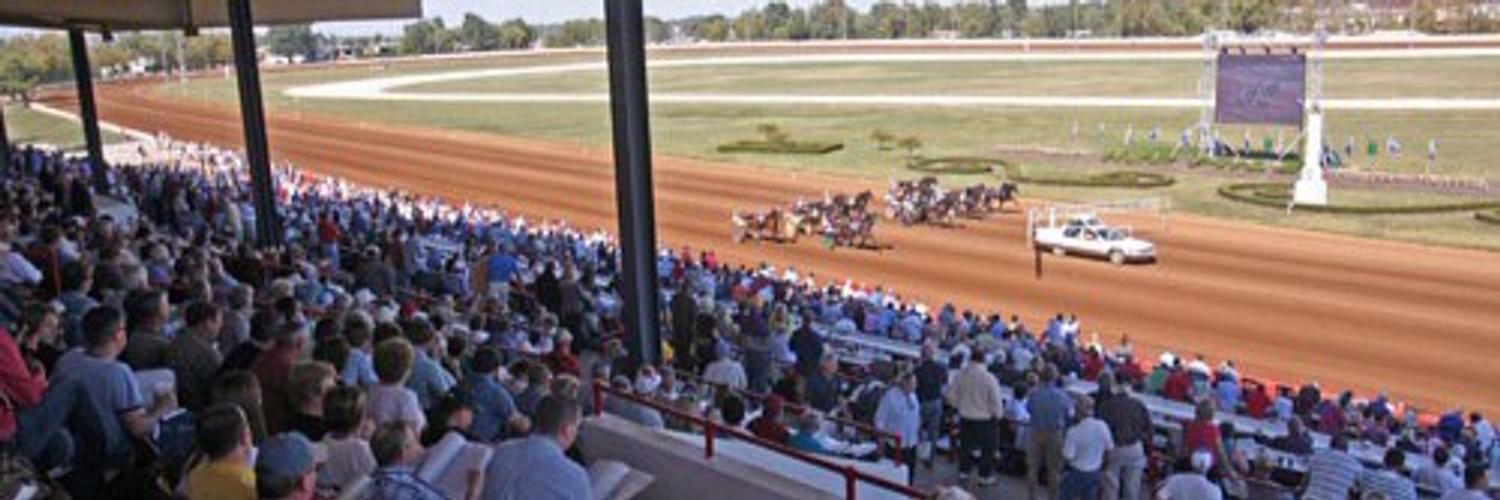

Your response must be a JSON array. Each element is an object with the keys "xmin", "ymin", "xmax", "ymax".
[{"xmin": 68, "ymin": 81, "xmax": 1500, "ymax": 416}]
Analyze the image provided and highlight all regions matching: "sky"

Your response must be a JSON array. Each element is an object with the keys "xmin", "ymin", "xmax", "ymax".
[
  {"xmin": 1, "ymin": 1, "xmax": 1034, "ymax": 38},
  {"xmin": 316, "ymin": 0, "xmax": 968, "ymax": 36}
]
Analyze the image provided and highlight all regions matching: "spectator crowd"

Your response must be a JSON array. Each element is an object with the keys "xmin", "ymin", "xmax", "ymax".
[{"xmin": 0, "ymin": 136, "xmax": 1495, "ymax": 500}]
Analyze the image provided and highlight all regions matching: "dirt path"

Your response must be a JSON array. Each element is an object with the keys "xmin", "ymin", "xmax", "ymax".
[{"xmin": 70, "ymin": 82, "xmax": 1500, "ymax": 416}]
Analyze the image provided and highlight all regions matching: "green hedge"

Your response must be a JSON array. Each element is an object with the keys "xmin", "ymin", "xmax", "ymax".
[
  {"xmin": 1103, "ymin": 144, "xmax": 1182, "ymax": 166},
  {"xmin": 1218, "ymin": 183, "xmax": 1500, "ymax": 215},
  {"xmin": 903, "ymin": 155, "xmax": 1175, "ymax": 189},
  {"xmin": 716, "ymin": 140, "xmax": 844, "ymax": 155},
  {"xmin": 1105, "ymin": 144, "xmax": 1300, "ymax": 175},
  {"xmin": 1004, "ymin": 164, "xmax": 1175, "ymax": 189},
  {"xmin": 905, "ymin": 156, "xmax": 1003, "ymax": 175},
  {"xmin": 1190, "ymin": 155, "xmax": 1301, "ymax": 175},
  {"xmin": 1476, "ymin": 210, "xmax": 1500, "ymax": 226}
]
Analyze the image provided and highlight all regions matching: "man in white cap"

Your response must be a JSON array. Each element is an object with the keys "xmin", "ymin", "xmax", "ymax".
[{"xmin": 1157, "ymin": 451, "xmax": 1222, "ymax": 500}]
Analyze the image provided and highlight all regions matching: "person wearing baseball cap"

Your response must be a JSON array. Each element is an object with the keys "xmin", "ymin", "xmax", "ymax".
[{"xmin": 256, "ymin": 433, "xmax": 320, "ymax": 500}]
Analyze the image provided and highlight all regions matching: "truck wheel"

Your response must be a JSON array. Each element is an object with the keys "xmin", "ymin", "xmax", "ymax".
[{"xmin": 1109, "ymin": 250, "xmax": 1126, "ymax": 266}]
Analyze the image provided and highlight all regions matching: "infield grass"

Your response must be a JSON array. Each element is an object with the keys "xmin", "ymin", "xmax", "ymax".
[
  {"xmin": 147, "ymin": 51, "xmax": 1500, "ymax": 250},
  {"xmin": 4, "ymin": 103, "xmax": 126, "ymax": 151}
]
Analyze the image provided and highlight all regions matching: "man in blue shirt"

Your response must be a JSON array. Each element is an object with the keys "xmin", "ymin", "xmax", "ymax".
[
  {"xmin": 461, "ymin": 348, "xmax": 528, "ymax": 442},
  {"xmin": 404, "ymin": 321, "xmax": 455, "ymax": 410},
  {"xmin": 485, "ymin": 395, "xmax": 592, "ymax": 500},
  {"xmin": 46, "ymin": 306, "xmax": 176, "ymax": 487},
  {"xmin": 1026, "ymin": 365, "xmax": 1073, "ymax": 500}
]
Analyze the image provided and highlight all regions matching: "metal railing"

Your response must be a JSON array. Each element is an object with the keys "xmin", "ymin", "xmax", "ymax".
[
  {"xmin": 591, "ymin": 381, "xmax": 931, "ymax": 500},
  {"xmin": 671, "ymin": 370, "xmax": 907, "ymax": 467}
]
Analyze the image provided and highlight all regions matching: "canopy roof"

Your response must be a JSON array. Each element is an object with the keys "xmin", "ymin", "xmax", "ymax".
[{"xmin": 0, "ymin": 0, "xmax": 421, "ymax": 31}]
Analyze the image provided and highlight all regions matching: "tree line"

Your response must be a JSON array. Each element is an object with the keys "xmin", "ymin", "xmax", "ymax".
[{"xmin": 2, "ymin": 3, "xmax": 1494, "ymax": 102}]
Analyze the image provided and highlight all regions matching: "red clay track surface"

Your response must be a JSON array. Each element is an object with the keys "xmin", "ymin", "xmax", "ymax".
[{"xmin": 73, "ymin": 82, "xmax": 1500, "ymax": 416}]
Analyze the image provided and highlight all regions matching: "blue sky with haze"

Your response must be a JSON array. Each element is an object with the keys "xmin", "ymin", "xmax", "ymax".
[{"xmin": 3, "ymin": 1, "xmax": 990, "ymax": 38}]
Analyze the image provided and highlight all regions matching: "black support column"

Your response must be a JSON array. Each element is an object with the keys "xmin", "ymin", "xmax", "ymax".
[
  {"xmin": 604, "ymin": 0, "xmax": 662, "ymax": 369},
  {"xmin": 227, "ymin": 0, "xmax": 283, "ymax": 248},
  {"xmin": 0, "ymin": 99, "xmax": 10, "ymax": 172},
  {"xmin": 67, "ymin": 27, "xmax": 107, "ymax": 191}
]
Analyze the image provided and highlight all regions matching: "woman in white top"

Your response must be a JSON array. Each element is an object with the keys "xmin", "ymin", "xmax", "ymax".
[{"xmin": 367, "ymin": 338, "xmax": 426, "ymax": 432}]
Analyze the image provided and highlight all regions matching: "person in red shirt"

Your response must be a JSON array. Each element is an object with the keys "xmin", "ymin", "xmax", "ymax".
[
  {"xmin": 1164, "ymin": 367, "xmax": 1192, "ymax": 402},
  {"xmin": 1182, "ymin": 400, "xmax": 1234, "ymax": 477},
  {"xmin": 748, "ymin": 395, "xmax": 791, "ymax": 444},
  {"xmin": 1244, "ymin": 382, "xmax": 1272, "ymax": 419},
  {"xmin": 545, "ymin": 331, "xmax": 582, "ymax": 378},
  {"xmin": 0, "ymin": 327, "xmax": 47, "ymax": 442},
  {"xmin": 1081, "ymin": 348, "xmax": 1105, "ymax": 381},
  {"xmin": 1116, "ymin": 359, "xmax": 1146, "ymax": 388}
]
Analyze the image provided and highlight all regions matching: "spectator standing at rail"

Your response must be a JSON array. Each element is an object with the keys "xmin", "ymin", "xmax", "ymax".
[
  {"xmin": 1099, "ymin": 372, "xmax": 1151, "ymax": 500},
  {"xmin": 1027, "ymin": 365, "xmax": 1073, "ymax": 500},
  {"xmin": 946, "ymin": 348, "xmax": 1004, "ymax": 487},
  {"xmin": 702, "ymin": 342, "xmax": 748, "ymax": 391},
  {"xmin": 915, "ymin": 342, "xmax": 948, "ymax": 468},
  {"xmin": 875, "ymin": 371, "xmax": 921, "ymax": 484},
  {"xmin": 1061, "ymin": 395, "xmax": 1113, "ymax": 500}
]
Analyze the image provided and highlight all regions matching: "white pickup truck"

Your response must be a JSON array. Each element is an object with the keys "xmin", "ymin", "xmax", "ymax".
[{"xmin": 1033, "ymin": 213, "xmax": 1156, "ymax": 265}]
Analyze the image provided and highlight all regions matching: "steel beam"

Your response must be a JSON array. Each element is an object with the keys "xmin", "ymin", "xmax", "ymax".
[
  {"xmin": 604, "ymin": 0, "xmax": 662, "ymax": 369},
  {"xmin": 0, "ymin": 100, "xmax": 10, "ymax": 173},
  {"xmin": 67, "ymin": 27, "xmax": 107, "ymax": 191},
  {"xmin": 227, "ymin": 0, "xmax": 282, "ymax": 247}
]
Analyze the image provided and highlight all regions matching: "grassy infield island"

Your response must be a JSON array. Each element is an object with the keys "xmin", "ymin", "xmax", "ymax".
[{"xmin": 150, "ymin": 52, "xmax": 1500, "ymax": 250}]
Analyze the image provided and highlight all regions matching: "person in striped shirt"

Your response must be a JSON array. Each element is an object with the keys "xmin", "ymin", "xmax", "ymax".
[
  {"xmin": 1302, "ymin": 435, "xmax": 1362, "ymax": 500},
  {"xmin": 1357, "ymin": 449, "xmax": 1417, "ymax": 500}
]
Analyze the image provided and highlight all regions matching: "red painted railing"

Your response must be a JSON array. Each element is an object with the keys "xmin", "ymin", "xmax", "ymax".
[
  {"xmin": 591, "ymin": 381, "xmax": 931, "ymax": 500},
  {"xmin": 672, "ymin": 371, "xmax": 906, "ymax": 467}
]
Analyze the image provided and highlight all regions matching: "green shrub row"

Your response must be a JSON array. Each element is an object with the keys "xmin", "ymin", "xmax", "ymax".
[
  {"xmin": 1476, "ymin": 210, "xmax": 1500, "ymax": 226},
  {"xmin": 1103, "ymin": 144, "xmax": 1181, "ymax": 166},
  {"xmin": 905, "ymin": 156, "xmax": 1003, "ymax": 175},
  {"xmin": 1218, "ymin": 183, "xmax": 1500, "ymax": 215},
  {"xmin": 1005, "ymin": 164, "xmax": 1175, "ymax": 189},
  {"xmin": 1190, "ymin": 155, "xmax": 1301, "ymax": 175},
  {"xmin": 716, "ymin": 140, "xmax": 844, "ymax": 155}
]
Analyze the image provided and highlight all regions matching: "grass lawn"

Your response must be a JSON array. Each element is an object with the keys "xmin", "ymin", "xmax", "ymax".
[
  {"xmin": 149, "ymin": 51, "xmax": 1500, "ymax": 250},
  {"xmin": 406, "ymin": 57, "xmax": 1500, "ymax": 99},
  {"xmin": 4, "ymin": 103, "xmax": 126, "ymax": 150}
]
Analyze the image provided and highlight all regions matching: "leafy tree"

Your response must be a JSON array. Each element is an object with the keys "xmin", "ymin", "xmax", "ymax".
[
  {"xmin": 692, "ymin": 16, "xmax": 732, "ymax": 42},
  {"xmin": 185, "ymin": 35, "xmax": 233, "ymax": 69},
  {"xmin": 459, "ymin": 13, "xmax": 502, "ymax": 51},
  {"xmin": 897, "ymin": 136, "xmax": 923, "ymax": 158},
  {"xmin": 1228, "ymin": 0, "xmax": 1278, "ymax": 33},
  {"xmin": 496, "ymin": 18, "xmax": 536, "ymax": 49},
  {"xmin": 646, "ymin": 17, "xmax": 673, "ymax": 44},
  {"xmin": 264, "ymin": 25, "xmax": 322, "ymax": 61},
  {"xmin": 402, "ymin": 18, "xmax": 457, "ymax": 55},
  {"xmin": 545, "ymin": 19, "xmax": 606, "ymax": 48}
]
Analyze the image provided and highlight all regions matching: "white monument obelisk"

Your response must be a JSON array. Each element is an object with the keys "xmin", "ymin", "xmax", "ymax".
[
  {"xmin": 1294, "ymin": 25, "xmax": 1329, "ymax": 206},
  {"xmin": 1294, "ymin": 111, "xmax": 1327, "ymax": 205}
]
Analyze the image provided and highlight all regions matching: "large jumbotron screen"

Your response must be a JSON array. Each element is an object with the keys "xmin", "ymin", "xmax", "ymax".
[{"xmin": 1215, "ymin": 52, "xmax": 1307, "ymax": 126}]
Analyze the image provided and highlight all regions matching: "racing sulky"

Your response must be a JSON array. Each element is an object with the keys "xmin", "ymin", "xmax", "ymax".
[
  {"xmin": 885, "ymin": 176, "xmax": 1019, "ymax": 227},
  {"xmin": 733, "ymin": 191, "xmax": 878, "ymax": 249}
]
